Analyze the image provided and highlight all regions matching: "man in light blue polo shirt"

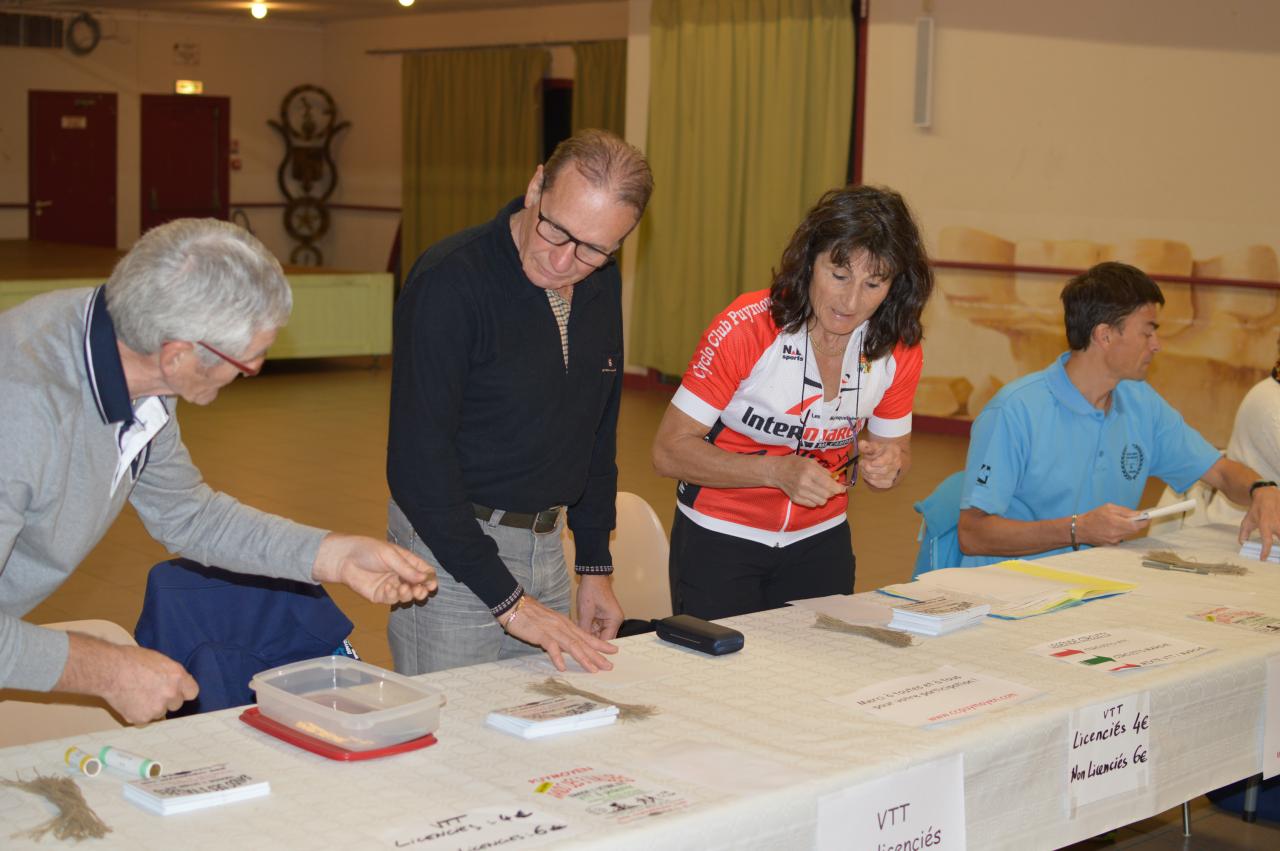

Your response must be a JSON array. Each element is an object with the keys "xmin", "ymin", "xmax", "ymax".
[{"xmin": 958, "ymin": 261, "xmax": 1280, "ymax": 566}]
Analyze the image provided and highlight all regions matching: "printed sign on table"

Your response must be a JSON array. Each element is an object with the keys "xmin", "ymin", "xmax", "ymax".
[
  {"xmin": 830, "ymin": 665, "xmax": 1041, "ymax": 727},
  {"xmin": 1068, "ymin": 693, "xmax": 1151, "ymax": 811},
  {"xmin": 1029, "ymin": 629, "xmax": 1212, "ymax": 672},
  {"xmin": 816, "ymin": 754, "xmax": 965, "ymax": 851},
  {"xmin": 1265, "ymin": 656, "xmax": 1280, "ymax": 779},
  {"xmin": 381, "ymin": 805, "xmax": 571, "ymax": 849}
]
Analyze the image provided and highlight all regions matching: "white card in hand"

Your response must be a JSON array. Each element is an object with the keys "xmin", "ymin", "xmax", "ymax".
[{"xmin": 1137, "ymin": 498, "xmax": 1196, "ymax": 521}]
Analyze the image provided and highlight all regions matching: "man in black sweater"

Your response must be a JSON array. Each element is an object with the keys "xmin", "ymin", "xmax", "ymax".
[{"xmin": 387, "ymin": 130, "xmax": 654, "ymax": 674}]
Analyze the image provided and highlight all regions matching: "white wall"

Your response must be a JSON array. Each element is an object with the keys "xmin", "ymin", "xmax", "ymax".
[{"xmin": 0, "ymin": 11, "xmax": 324, "ymax": 262}]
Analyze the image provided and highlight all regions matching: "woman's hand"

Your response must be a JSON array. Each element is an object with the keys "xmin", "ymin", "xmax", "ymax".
[
  {"xmin": 768, "ymin": 455, "xmax": 845, "ymax": 507},
  {"xmin": 857, "ymin": 434, "xmax": 912, "ymax": 490}
]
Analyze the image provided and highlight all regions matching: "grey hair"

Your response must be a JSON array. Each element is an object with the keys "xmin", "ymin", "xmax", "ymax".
[{"xmin": 105, "ymin": 218, "xmax": 291, "ymax": 360}]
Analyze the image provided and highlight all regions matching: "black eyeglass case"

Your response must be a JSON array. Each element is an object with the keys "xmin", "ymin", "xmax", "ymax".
[{"xmin": 654, "ymin": 614, "xmax": 745, "ymax": 656}]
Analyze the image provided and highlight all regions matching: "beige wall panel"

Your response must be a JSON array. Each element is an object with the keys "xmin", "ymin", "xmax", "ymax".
[
  {"xmin": 865, "ymin": 0, "xmax": 1280, "ymax": 443},
  {"xmin": 1013, "ymin": 240, "xmax": 1101, "ymax": 310}
]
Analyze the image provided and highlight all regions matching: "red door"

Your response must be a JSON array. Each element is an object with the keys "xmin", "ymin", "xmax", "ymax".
[
  {"xmin": 140, "ymin": 94, "xmax": 229, "ymax": 232},
  {"xmin": 28, "ymin": 90, "xmax": 117, "ymax": 247}
]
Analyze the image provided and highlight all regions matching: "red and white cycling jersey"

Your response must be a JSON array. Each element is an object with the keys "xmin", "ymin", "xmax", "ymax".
[{"xmin": 672, "ymin": 289, "xmax": 922, "ymax": 546}]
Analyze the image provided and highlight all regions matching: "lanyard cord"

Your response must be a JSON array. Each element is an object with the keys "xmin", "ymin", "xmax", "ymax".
[{"xmin": 795, "ymin": 329, "xmax": 864, "ymax": 484}]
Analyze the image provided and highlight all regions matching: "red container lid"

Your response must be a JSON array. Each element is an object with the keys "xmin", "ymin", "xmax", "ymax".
[{"xmin": 240, "ymin": 706, "xmax": 437, "ymax": 761}]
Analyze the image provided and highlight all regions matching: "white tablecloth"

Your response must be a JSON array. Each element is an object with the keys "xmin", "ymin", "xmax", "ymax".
[{"xmin": 1, "ymin": 524, "xmax": 1276, "ymax": 850}]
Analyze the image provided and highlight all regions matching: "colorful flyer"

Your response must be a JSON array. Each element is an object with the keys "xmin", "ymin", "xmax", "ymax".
[
  {"xmin": 1190, "ymin": 606, "xmax": 1280, "ymax": 635},
  {"xmin": 526, "ymin": 766, "xmax": 692, "ymax": 825}
]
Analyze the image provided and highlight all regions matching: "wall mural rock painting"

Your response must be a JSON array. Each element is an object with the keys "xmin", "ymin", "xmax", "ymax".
[{"xmin": 919, "ymin": 227, "xmax": 1279, "ymax": 447}]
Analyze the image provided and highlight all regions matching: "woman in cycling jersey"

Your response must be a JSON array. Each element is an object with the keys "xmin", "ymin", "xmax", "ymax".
[{"xmin": 652, "ymin": 185, "xmax": 933, "ymax": 619}]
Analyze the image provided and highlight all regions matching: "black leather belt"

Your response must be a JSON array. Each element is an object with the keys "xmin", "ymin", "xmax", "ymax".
[{"xmin": 473, "ymin": 504, "xmax": 562, "ymax": 534}]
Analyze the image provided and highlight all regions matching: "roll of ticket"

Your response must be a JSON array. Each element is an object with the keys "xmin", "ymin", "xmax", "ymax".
[
  {"xmin": 64, "ymin": 745, "xmax": 102, "ymax": 777},
  {"xmin": 98, "ymin": 745, "xmax": 161, "ymax": 778}
]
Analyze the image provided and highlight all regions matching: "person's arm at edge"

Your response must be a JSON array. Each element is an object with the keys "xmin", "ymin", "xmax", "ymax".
[
  {"xmin": 1200, "ymin": 457, "xmax": 1280, "ymax": 559},
  {"xmin": 857, "ymin": 432, "xmax": 911, "ymax": 490},
  {"xmin": 566, "ymin": 320, "xmax": 624, "ymax": 641},
  {"xmin": 54, "ymin": 632, "xmax": 198, "ymax": 724},
  {"xmin": 857, "ymin": 340, "xmax": 921, "ymax": 491}
]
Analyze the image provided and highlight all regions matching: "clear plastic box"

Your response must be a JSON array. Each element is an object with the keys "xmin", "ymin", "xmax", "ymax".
[{"xmin": 250, "ymin": 656, "xmax": 445, "ymax": 752}]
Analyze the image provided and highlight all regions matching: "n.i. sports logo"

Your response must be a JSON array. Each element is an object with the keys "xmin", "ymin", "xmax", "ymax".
[{"xmin": 781, "ymin": 344, "xmax": 803, "ymax": 362}]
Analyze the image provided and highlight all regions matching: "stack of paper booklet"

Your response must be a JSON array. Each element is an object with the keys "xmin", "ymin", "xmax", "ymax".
[
  {"xmin": 880, "ymin": 561, "xmax": 1135, "ymax": 619},
  {"xmin": 486, "ymin": 696, "xmax": 619, "ymax": 739},
  {"xmin": 888, "ymin": 596, "xmax": 990, "ymax": 636},
  {"xmin": 124, "ymin": 764, "xmax": 269, "ymax": 815},
  {"xmin": 1239, "ymin": 540, "xmax": 1280, "ymax": 564}
]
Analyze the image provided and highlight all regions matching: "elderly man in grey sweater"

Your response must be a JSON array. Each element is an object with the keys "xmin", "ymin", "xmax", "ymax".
[{"xmin": 0, "ymin": 218, "xmax": 436, "ymax": 724}]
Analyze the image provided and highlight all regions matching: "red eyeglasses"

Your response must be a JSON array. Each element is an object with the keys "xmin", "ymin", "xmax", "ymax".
[{"xmin": 197, "ymin": 341, "xmax": 262, "ymax": 377}]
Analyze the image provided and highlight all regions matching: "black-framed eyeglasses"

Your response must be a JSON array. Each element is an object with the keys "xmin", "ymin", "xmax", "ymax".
[
  {"xmin": 535, "ymin": 195, "xmax": 617, "ymax": 269},
  {"xmin": 198, "ymin": 340, "xmax": 262, "ymax": 377}
]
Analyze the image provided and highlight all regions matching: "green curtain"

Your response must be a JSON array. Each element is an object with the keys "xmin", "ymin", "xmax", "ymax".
[
  {"xmin": 631, "ymin": 0, "xmax": 855, "ymax": 377},
  {"xmin": 572, "ymin": 40, "xmax": 628, "ymax": 137},
  {"xmin": 401, "ymin": 47, "xmax": 549, "ymax": 270}
]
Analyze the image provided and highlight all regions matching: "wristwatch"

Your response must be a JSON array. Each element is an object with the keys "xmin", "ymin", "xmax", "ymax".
[{"xmin": 1249, "ymin": 480, "xmax": 1278, "ymax": 497}]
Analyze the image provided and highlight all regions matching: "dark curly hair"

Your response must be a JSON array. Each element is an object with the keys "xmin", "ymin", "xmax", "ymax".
[{"xmin": 768, "ymin": 185, "xmax": 932, "ymax": 361}]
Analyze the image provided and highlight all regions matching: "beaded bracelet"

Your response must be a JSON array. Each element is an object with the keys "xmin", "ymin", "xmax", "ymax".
[{"xmin": 501, "ymin": 596, "xmax": 526, "ymax": 632}]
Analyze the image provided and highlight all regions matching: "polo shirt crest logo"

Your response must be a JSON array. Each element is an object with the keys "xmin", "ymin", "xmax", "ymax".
[
  {"xmin": 781, "ymin": 344, "xmax": 803, "ymax": 362},
  {"xmin": 1120, "ymin": 443, "xmax": 1145, "ymax": 480}
]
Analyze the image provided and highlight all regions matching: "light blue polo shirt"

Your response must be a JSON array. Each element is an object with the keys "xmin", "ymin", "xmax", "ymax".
[{"xmin": 959, "ymin": 352, "xmax": 1219, "ymax": 567}]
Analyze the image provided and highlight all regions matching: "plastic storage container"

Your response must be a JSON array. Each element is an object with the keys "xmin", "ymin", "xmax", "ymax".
[{"xmin": 250, "ymin": 656, "xmax": 444, "ymax": 752}]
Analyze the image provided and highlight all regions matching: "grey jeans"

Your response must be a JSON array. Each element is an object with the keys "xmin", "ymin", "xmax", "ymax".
[{"xmin": 386, "ymin": 499, "xmax": 572, "ymax": 675}]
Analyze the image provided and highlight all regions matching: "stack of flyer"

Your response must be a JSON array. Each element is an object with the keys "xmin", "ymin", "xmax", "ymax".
[
  {"xmin": 888, "ymin": 596, "xmax": 990, "ymax": 636},
  {"xmin": 1239, "ymin": 540, "xmax": 1280, "ymax": 564},
  {"xmin": 486, "ymin": 696, "xmax": 619, "ymax": 739},
  {"xmin": 123, "ymin": 764, "xmax": 270, "ymax": 815},
  {"xmin": 880, "ymin": 562, "xmax": 1135, "ymax": 620}
]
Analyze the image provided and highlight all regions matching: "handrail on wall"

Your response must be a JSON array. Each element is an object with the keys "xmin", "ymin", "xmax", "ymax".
[{"xmin": 932, "ymin": 258, "xmax": 1280, "ymax": 293}]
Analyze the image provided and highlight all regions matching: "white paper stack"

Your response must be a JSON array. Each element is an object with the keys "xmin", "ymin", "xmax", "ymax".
[
  {"xmin": 1239, "ymin": 540, "xmax": 1280, "ymax": 564},
  {"xmin": 486, "ymin": 696, "xmax": 619, "ymax": 739},
  {"xmin": 888, "ymin": 596, "xmax": 990, "ymax": 636},
  {"xmin": 123, "ymin": 764, "xmax": 270, "ymax": 815}
]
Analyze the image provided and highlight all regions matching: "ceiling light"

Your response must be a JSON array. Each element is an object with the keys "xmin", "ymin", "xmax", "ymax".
[
  {"xmin": 250, "ymin": 2, "xmax": 268, "ymax": 18},
  {"xmin": 399, "ymin": 0, "xmax": 415, "ymax": 6}
]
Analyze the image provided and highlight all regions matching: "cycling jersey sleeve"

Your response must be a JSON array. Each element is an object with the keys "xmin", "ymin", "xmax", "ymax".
[
  {"xmin": 672, "ymin": 292, "xmax": 776, "ymax": 427},
  {"xmin": 868, "ymin": 341, "xmax": 922, "ymax": 438}
]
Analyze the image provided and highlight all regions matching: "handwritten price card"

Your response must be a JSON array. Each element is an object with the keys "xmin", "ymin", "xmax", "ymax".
[
  {"xmin": 1068, "ymin": 693, "xmax": 1151, "ymax": 811},
  {"xmin": 816, "ymin": 754, "xmax": 965, "ymax": 851},
  {"xmin": 381, "ymin": 806, "xmax": 571, "ymax": 849}
]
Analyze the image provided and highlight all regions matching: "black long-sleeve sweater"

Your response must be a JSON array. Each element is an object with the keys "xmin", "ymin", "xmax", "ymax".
[{"xmin": 387, "ymin": 198, "xmax": 621, "ymax": 615}]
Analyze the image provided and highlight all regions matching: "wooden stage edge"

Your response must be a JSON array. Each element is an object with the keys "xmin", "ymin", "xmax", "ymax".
[
  {"xmin": 1, "ymin": 240, "xmax": 393, "ymax": 360},
  {"xmin": 0, "ymin": 238, "xmax": 364, "ymax": 281}
]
